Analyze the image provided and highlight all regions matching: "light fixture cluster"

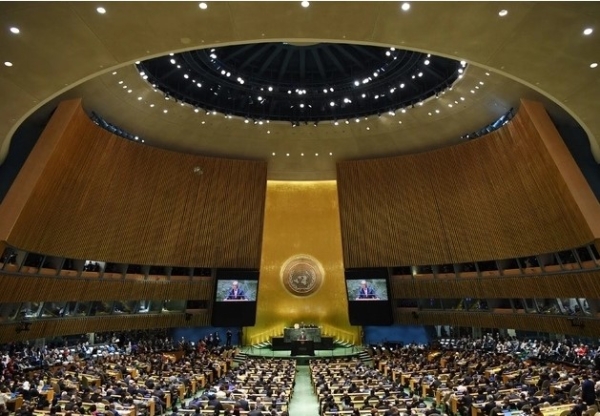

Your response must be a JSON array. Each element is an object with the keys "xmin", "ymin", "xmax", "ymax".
[
  {"xmin": 460, "ymin": 108, "xmax": 514, "ymax": 140},
  {"xmin": 136, "ymin": 43, "xmax": 465, "ymax": 126},
  {"xmin": 4, "ymin": 25, "xmax": 21, "ymax": 67},
  {"xmin": 90, "ymin": 111, "xmax": 146, "ymax": 144},
  {"xmin": 273, "ymin": 152, "xmax": 334, "ymax": 157}
]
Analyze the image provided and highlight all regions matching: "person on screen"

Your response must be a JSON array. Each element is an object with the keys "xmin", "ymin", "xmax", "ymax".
[
  {"xmin": 225, "ymin": 281, "xmax": 247, "ymax": 300},
  {"xmin": 356, "ymin": 280, "xmax": 379, "ymax": 300},
  {"xmin": 298, "ymin": 330, "xmax": 308, "ymax": 341}
]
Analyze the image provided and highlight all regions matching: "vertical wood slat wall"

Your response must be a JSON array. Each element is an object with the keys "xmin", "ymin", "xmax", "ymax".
[
  {"xmin": 3, "ymin": 100, "xmax": 267, "ymax": 268},
  {"xmin": 0, "ymin": 312, "xmax": 211, "ymax": 344},
  {"xmin": 394, "ymin": 310, "xmax": 600, "ymax": 338},
  {"xmin": 337, "ymin": 101, "xmax": 595, "ymax": 267},
  {"xmin": 388, "ymin": 271, "xmax": 600, "ymax": 300},
  {"xmin": 0, "ymin": 274, "xmax": 214, "ymax": 303}
]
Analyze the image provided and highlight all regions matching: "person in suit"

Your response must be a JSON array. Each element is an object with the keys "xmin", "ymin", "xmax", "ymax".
[
  {"xmin": 225, "ymin": 281, "xmax": 247, "ymax": 300},
  {"xmin": 356, "ymin": 280, "xmax": 378, "ymax": 299},
  {"xmin": 581, "ymin": 374, "xmax": 596, "ymax": 406},
  {"xmin": 236, "ymin": 394, "xmax": 249, "ymax": 411}
]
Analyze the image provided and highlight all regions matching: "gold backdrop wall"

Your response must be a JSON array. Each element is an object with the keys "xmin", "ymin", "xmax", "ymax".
[{"xmin": 247, "ymin": 181, "xmax": 359, "ymax": 345}]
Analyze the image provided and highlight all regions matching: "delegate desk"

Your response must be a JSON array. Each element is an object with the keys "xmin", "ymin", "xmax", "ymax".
[{"xmin": 291, "ymin": 340, "xmax": 315, "ymax": 356}]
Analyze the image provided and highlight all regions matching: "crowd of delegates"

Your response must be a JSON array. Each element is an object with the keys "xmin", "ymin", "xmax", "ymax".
[
  {"xmin": 426, "ymin": 334, "xmax": 600, "ymax": 368},
  {"xmin": 0, "ymin": 330, "xmax": 290, "ymax": 416},
  {"xmin": 314, "ymin": 335, "xmax": 600, "ymax": 416}
]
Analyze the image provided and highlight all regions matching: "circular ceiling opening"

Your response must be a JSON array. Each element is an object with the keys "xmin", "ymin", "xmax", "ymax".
[{"xmin": 137, "ymin": 42, "xmax": 464, "ymax": 124}]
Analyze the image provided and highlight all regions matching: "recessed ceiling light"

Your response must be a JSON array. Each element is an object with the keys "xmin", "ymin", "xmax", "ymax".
[
  {"xmin": 470, "ymin": 90, "xmax": 475, "ymax": 94},
  {"xmin": 401, "ymin": 2, "xmax": 410, "ymax": 11},
  {"xmin": 428, "ymin": 112, "xmax": 432, "ymax": 116},
  {"xmin": 96, "ymin": 6, "xmax": 106, "ymax": 14},
  {"xmin": 366, "ymin": 127, "xmax": 370, "ymax": 131},
  {"xmin": 583, "ymin": 28, "xmax": 594, "ymax": 36},
  {"xmin": 118, "ymin": 80, "xmax": 123, "ymax": 84},
  {"xmin": 199, "ymin": 2, "xmax": 208, "ymax": 9},
  {"xmin": 591, "ymin": 63, "xmax": 598, "ymax": 68},
  {"xmin": 435, "ymin": 109, "xmax": 440, "ymax": 113},
  {"xmin": 301, "ymin": 1, "xmax": 310, "ymax": 8},
  {"xmin": 272, "ymin": 152, "xmax": 276, "ymax": 156},
  {"xmin": 267, "ymin": 130, "xmax": 270, "ymax": 134},
  {"xmin": 460, "ymin": 97, "xmax": 465, "ymax": 101},
  {"xmin": 498, "ymin": 9, "xmax": 508, "ymax": 17},
  {"xmin": 301, "ymin": 153, "xmax": 304, "ymax": 156},
  {"xmin": 315, "ymin": 153, "xmax": 319, "ymax": 156},
  {"xmin": 286, "ymin": 153, "xmax": 290, "ymax": 157},
  {"xmin": 112, "ymin": 71, "xmax": 117, "ymax": 75},
  {"xmin": 4, "ymin": 61, "xmax": 13, "ymax": 67},
  {"xmin": 448, "ymin": 104, "xmax": 453, "ymax": 108},
  {"xmin": 138, "ymin": 97, "xmax": 142, "ymax": 100},
  {"xmin": 150, "ymin": 104, "xmax": 155, "ymax": 107},
  {"xmin": 201, "ymin": 121, "xmax": 205, "ymax": 124},
  {"xmin": 9, "ymin": 27, "xmax": 20, "ymax": 34},
  {"xmin": 163, "ymin": 109, "xmax": 168, "ymax": 113},
  {"xmin": 127, "ymin": 89, "xmax": 132, "ymax": 93},
  {"xmin": 329, "ymin": 152, "xmax": 333, "ymax": 156},
  {"xmin": 479, "ymin": 81, "xmax": 484, "ymax": 85}
]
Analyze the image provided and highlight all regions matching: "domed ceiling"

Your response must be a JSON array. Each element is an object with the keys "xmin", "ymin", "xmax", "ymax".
[
  {"xmin": 137, "ymin": 43, "xmax": 463, "ymax": 123},
  {"xmin": 0, "ymin": 2, "xmax": 598, "ymax": 181}
]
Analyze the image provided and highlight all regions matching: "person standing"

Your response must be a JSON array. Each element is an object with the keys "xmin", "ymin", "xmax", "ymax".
[{"xmin": 226, "ymin": 330, "xmax": 233, "ymax": 347}]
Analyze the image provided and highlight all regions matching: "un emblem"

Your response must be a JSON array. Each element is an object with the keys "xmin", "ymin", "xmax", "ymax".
[{"xmin": 280, "ymin": 255, "xmax": 324, "ymax": 297}]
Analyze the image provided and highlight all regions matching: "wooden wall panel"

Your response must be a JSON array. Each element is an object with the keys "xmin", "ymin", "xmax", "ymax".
[
  {"xmin": 0, "ymin": 312, "xmax": 211, "ymax": 343},
  {"xmin": 394, "ymin": 310, "xmax": 600, "ymax": 338},
  {"xmin": 389, "ymin": 272, "xmax": 600, "ymax": 299},
  {"xmin": 0, "ymin": 273, "xmax": 214, "ymax": 302},
  {"xmin": 338, "ymin": 101, "xmax": 595, "ymax": 267},
  {"xmin": 4, "ymin": 99, "xmax": 267, "ymax": 268}
]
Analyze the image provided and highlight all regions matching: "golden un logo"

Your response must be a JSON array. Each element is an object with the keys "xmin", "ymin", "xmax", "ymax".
[{"xmin": 280, "ymin": 255, "xmax": 324, "ymax": 297}]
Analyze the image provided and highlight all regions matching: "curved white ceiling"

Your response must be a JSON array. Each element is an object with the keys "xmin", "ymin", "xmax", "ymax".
[{"xmin": 0, "ymin": 2, "xmax": 599, "ymax": 180}]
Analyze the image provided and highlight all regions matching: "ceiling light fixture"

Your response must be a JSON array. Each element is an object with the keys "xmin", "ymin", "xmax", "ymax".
[
  {"xmin": 9, "ymin": 27, "xmax": 20, "ymax": 34},
  {"xmin": 591, "ymin": 63, "xmax": 598, "ymax": 68},
  {"xmin": 96, "ymin": 6, "xmax": 106, "ymax": 14},
  {"xmin": 199, "ymin": 2, "xmax": 208, "ymax": 9},
  {"xmin": 301, "ymin": 1, "xmax": 310, "ymax": 8},
  {"xmin": 583, "ymin": 28, "xmax": 594, "ymax": 36},
  {"xmin": 401, "ymin": 2, "xmax": 411, "ymax": 11},
  {"xmin": 498, "ymin": 9, "xmax": 508, "ymax": 17},
  {"xmin": 4, "ymin": 61, "xmax": 13, "ymax": 67}
]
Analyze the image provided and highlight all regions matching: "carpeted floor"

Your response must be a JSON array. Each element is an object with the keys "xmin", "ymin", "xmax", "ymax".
[{"xmin": 288, "ymin": 364, "xmax": 320, "ymax": 416}]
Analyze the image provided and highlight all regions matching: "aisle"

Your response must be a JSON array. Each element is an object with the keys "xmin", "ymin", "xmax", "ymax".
[{"xmin": 289, "ymin": 364, "xmax": 319, "ymax": 416}]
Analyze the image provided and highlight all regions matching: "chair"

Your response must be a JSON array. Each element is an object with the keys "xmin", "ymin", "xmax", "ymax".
[{"xmin": 569, "ymin": 385, "xmax": 581, "ymax": 397}]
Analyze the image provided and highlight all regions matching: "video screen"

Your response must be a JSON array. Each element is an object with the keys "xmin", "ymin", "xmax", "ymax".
[
  {"xmin": 346, "ymin": 279, "xmax": 389, "ymax": 301},
  {"xmin": 345, "ymin": 268, "xmax": 393, "ymax": 326},
  {"xmin": 215, "ymin": 279, "xmax": 258, "ymax": 302},
  {"xmin": 212, "ymin": 269, "xmax": 259, "ymax": 327}
]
